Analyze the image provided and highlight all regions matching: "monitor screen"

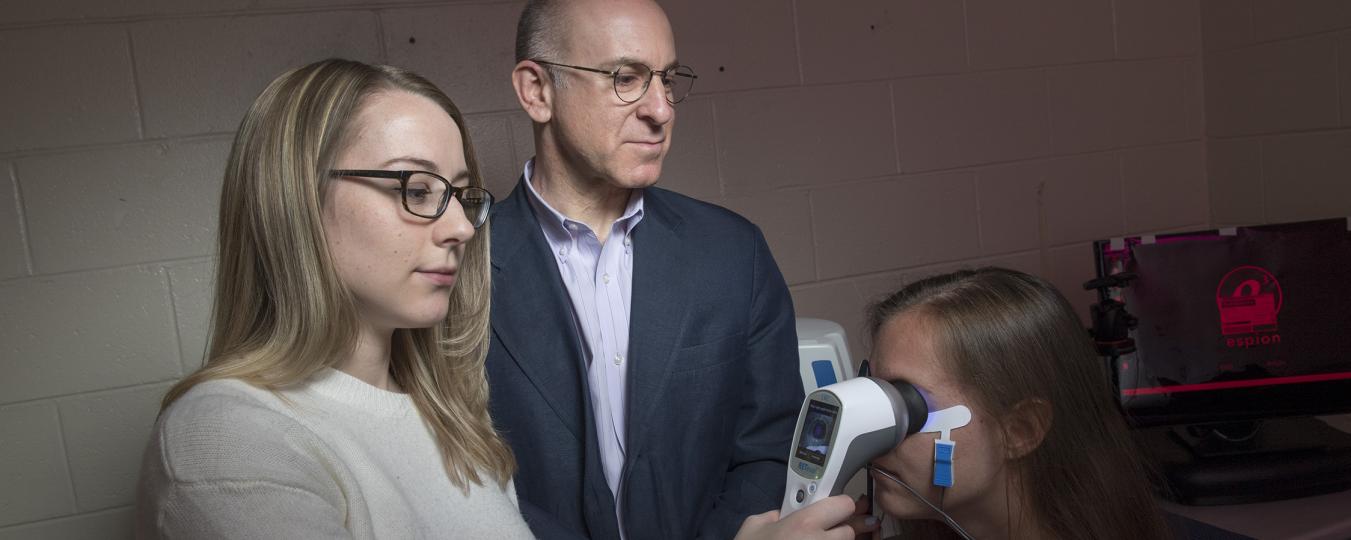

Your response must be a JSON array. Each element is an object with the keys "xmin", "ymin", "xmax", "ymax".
[
  {"xmin": 794, "ymin": 399, "xmax": 840, "ymax": 466},
  {"xmin": 1097, "ymin": 219, "xmax": 1351, "ymax": 426}
]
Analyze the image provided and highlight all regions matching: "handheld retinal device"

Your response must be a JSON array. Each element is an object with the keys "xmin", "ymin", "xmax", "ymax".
[{"xmin": 780, "ymin": 377, "xmax": 929, "ymax": 516}]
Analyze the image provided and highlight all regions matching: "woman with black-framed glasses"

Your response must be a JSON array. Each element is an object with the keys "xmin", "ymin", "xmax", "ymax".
[
  {"xmin": 327, "ymin": 169, "xmax": 494, "ymax": 227},
  {"xmin": 135, "ymin": 59, "xmax": 532, "ymax": 539}
]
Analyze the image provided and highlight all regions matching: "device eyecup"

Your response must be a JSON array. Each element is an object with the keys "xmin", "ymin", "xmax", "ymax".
[{"xmin": 890, "ymin": 380, "xmax": 929, "ymax": 435}]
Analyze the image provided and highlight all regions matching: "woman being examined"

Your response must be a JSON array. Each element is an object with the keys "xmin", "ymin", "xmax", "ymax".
[
  {"xmin": 864, "ymin": 267, "xmax": 1169, "ymax": 539},
  {"xmin": 135, "ymin": 58, "xmax": 533, "ymax": 538}
]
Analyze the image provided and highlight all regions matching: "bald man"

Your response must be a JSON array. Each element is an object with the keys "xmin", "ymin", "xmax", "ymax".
[{"xmin": 483, "ymin": 0, "xmax": 803, "ymax": 538}]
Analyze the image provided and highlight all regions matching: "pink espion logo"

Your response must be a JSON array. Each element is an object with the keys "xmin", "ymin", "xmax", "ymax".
[{"xmin": 1216, "ymin": 266, "xmax": 1282, "ymax": 337}]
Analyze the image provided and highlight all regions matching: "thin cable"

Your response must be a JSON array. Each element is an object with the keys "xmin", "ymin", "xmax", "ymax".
[{"xmin": 867, "ymin": 464, "xmax": 975, "ymax": 540}]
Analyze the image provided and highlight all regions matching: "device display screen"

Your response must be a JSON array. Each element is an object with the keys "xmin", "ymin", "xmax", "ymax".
[{"xmin": 794, "ymin": 399, "xmax": 840, "ymax": 466}]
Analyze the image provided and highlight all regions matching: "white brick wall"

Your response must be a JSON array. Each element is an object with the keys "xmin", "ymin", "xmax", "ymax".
[
  {"xmin": 18, "ymin": 139, "xmax": 231, "ymax": 274},
  {"xmin": 716, "ymin": 83, "xmax": 898, "ymax": 194},
  {"xmin": 58, "ymin": 384, "xmax": 172, "ymax": 513},
  {"xmin": 0, "ymin": 508, "xmax": 133, "ymax": 540},
  {"xmin": 662, "ymin": 0, "xmax": 800, "ymax": 92},
  {"xmin": 654, "ymin": 98, "xmax": 721, "ymax": 201},
  {"xmin": 1203, "ymin": 0, "xmax": 1351, "ymax": 228},
  {"xmin": 1, "ymin": 267, "xmax": 180, "ymax": 404},
  {"xmin": 0, "ymin": 403, "xmax": 74, "ymax": 526},
  {"xmin": 382, "ymin": 2, "xmax": 523, "ymax": 114},
  {"xmin": 167, "ymin": 261, "xmax": 215, "ymax": 373},
  {"xmin": 0, "ymin": 26, "xmax": 141, "ymax": 152},
  {"xmin": 133, "ymin": 12, "xmax": 385, "ymax": 137},
  {"xmin": 0, "ymin": 164, "xmax": 26, "ymax": 280},
  {"xmin": 965, "ymin": 0, "xmax": 1116, "ymax": 70},
  {"xmin": 796, "ymin": 0, "xmax": 968, "ymax": 84},
  {"xmin": 811, "ymin": 172, "xmax": 981, "ymax": 280},
  {"xmin": 0, "ymin": 0, "xmax": 1342, "ymax": 536}
]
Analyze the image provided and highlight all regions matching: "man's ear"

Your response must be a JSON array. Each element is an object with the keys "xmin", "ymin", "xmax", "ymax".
[
  {"xmin": 512, "ymin": 60, "xmax": 553, "ymax": 124},
  {"xmin": 1001, "ymin": 398, "xmax": 1053, "ymax": 460}
]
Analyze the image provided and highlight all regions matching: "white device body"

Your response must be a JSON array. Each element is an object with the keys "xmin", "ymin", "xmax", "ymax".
[
  {"xmin": 796, "ymin": 318, "xmax": 853, "ymax": 394},
  {"xmin": 779, "ymin": 377, "xmax": 927, "ymax": 517}
]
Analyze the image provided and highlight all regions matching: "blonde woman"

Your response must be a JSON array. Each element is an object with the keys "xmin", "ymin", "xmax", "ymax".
[{"xmin": 134, "ymin": 59, "xmax": 533, "ymax": 538}]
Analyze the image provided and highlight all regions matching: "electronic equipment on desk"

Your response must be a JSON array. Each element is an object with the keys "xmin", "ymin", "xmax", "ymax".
[
  {"xmin": 1085, "ymin": 217, "xmax": 1351, "ymax": 505},
  {"xmin": 796, "ymin": 318, "xmax": 853, "ymax": 394}
]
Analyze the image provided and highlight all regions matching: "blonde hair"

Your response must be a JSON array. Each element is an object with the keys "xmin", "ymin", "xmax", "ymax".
[{"xmin": 163, "ymin": 58, "xmax": 513, "ymax": 489}]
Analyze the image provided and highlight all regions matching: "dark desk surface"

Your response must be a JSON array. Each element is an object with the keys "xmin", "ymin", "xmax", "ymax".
[
  {"xmin": 1167, "ymin": 512, "xmax": 1255, "ymax": 540},
  {"xmin": 1159, "ymin": 415, "xmax": 1351, "ymax": 540}
]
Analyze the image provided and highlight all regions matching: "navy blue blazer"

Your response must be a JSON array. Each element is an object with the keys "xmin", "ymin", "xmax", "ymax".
[{"xmin": 485, "ymin": 179, "xmax": 803, "ymax": 539}]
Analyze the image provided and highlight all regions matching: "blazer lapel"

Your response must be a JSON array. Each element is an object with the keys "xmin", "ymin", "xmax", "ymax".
[
  {"xmin": 490, "ymin": 179, "xmax": 588, "ymax": 441},
  {"xmin": 625, "ymin": 189, "xmax": 691, "ymax": 455}
]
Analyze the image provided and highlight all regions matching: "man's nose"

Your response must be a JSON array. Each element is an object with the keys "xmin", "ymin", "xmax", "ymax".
[{"xmin": 634, "ymin": 78, "xmax": 674, "ymax": 125}]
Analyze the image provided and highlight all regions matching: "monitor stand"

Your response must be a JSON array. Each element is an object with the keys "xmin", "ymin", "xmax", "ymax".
[{"xmin": 1137, "ymin": 417, "xmax": 1351, "ymax": 505}]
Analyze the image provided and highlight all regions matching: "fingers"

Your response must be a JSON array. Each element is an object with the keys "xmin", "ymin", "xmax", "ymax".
[
  {"xmin": 837, "ymin": 513, "xmax": 881, "ymax": 538},
  {"xmin": 824, "ymin": 527, "xmax": 857, "ymax": 540},
  {"xmin": 741, "ymin": 509, "xmax": 778, "ymax": 529},
  {"xmin": 846, "ymin": 493, "xmax": 880, "ymax": 539},
  {"xmin": 856, "ymin": 528, "xmax": 882, "ymax": 540},
  {"xmin": 737, "ymin": 496, "xmax": 877, "ymax": 540},
  {"xmin": 853, "ymin": 493, "xmax": 871, "ymax": 517},
  {"xmin": 732, "ymin": 509, "xmax": 779, "ymax": 540},
  {"xmin": 794, "ymin": 495, "xmax": 858, "ymax": 529},
  {"xmin": 815, "ymin": 495, "xmax": 860, "ymax": 525}
]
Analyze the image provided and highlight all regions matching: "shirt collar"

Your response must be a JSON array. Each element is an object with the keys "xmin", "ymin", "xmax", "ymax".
[{"xmin": 522, "ymin": 158, "xmax": 645, "ymax": 240}]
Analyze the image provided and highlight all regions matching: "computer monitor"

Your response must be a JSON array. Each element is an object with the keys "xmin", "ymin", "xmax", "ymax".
[
  {"xmin": 1089, "ymin": 218, "xmax": 1351, "ymax": 504},
  {"xmin": 1090, "ymin": 218, "xmax": 1351, "ymax": 427}
]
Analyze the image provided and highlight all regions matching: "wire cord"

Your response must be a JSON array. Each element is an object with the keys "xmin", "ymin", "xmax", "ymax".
[{"xmin": 867, "ymin": 464, "xmax": 975, "ymax": 540}]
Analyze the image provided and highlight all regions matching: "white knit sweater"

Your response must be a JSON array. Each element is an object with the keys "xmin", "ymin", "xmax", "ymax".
[{"xmin": 135, "ymin": 369, "xmax": 536, "ymax": 539}]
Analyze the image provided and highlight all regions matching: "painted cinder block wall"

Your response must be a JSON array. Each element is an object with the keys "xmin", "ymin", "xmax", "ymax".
[
  {"xmin": 1202, "ymin": 0, "xmax": 1351, "ymax": 228},
  {"xmin": 2, "ymin": 1, "xmax": 1347, "ymax": 537}
]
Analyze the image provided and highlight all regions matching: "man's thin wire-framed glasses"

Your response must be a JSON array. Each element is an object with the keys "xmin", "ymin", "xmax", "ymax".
[
  {"xmin": 532, "ymin": 60, "xmax": 697, "ymax": 104},
  {"xmin": 328, "ymin": 169, "xmax": 494, "ymax": 228}
]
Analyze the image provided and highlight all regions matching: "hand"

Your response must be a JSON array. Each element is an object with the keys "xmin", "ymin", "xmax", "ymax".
[
  {"xmin": 852, "ymin": 495, "xmax": 881, "ymax": 540},
  {"xmin": 734, "ymin": 495, "xmax": 880, "ymax": 540}
]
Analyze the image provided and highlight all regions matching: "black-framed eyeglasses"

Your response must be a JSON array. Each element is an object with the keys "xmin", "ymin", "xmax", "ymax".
[
  {"xmin": 328, "ymin": 169, "xmax": 493, "ymax": 228},
  {"xmin": 533, "ymin": 60, "xmax": 698, "ymax": 104}
]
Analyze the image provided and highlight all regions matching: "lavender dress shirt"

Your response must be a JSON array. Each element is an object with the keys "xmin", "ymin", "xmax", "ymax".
[{"xmin": 521, "ymin": 160, "xmax": 644, "ymax": 534}]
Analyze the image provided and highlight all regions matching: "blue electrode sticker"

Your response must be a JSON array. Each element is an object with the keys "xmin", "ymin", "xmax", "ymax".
[
  {"xmin": 919, "ymin": 405, "xmax": 972, "ymax": 488},
  {"xmin": 933, "ymin": 440, "xmax": 955, "ymax": 487}
]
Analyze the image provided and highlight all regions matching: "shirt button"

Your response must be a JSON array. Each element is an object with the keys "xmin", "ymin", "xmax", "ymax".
[
  {"xmin": 614, "ymin": 354, "xmax": 623, "ymax": 365},
  {"xmin": 567, "ymin": 223, "xmax": 578, "ymax": 231},
  {"xmin": 602, "ymin": 273, "xmax": 611, "ymax": 284},
  {"xmin": 559, "ymin": 247, "xmax": 568, "ymax": 257}
]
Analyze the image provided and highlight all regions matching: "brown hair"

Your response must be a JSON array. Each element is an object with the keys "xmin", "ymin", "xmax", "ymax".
[
  {"xmin": 163, "ymin": 58, "xmax": 513, "ymax": 489},
  {"xmin": 868, "ymin": 267, "xmax": 1168, "ymax": 539},
  {"xmin": 515, "ymin": 0, "xmax": 564, "ymax": 63}
]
